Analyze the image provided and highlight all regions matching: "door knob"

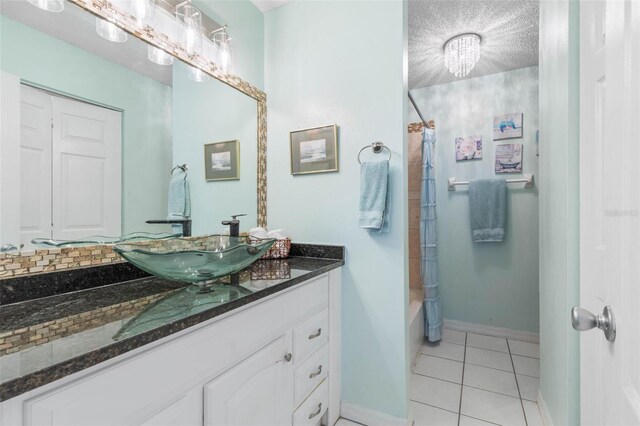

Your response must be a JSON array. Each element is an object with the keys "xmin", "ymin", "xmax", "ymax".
[{"xmin": 571, "ymin": 306, "xmax": 616, "ymax": 342}]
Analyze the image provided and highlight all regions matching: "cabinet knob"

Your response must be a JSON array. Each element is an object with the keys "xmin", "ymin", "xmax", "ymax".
[{"xmin": 284, "ymin": 353, "xmax": 292, "ymax": 362}]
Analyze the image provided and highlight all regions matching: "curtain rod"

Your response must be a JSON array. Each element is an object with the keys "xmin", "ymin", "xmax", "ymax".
[{"xmin": 407, "ymin": 91, "xmax": 428, "ymax": 127}]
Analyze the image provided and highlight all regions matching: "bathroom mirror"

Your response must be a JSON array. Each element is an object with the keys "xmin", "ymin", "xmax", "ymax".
[{"xmin": 0, "ymin": 0, "xmax": 265, "ymax": 251}]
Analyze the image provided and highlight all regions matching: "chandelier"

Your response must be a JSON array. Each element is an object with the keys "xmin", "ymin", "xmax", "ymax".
[{"xmin": 443, "ymin": 33, "xmax": 482, "ymax": 77}]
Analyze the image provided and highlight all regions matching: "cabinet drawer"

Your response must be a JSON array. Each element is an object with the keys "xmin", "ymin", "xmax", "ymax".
[
  {"xmin": 294, "ymin": 345, "xmax": 328, "ymax": 407},
  {"xmin": 293, "ymin": 308, "xmax": 328, "ymax": 363},
  {"xmin": 292, "ymin": 379, "xmax": 328, "ymax": 426}
]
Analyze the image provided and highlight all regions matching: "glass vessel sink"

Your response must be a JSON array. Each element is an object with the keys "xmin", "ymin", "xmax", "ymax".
[
  {"xmin": 113, "ymin": 235, "xmax": 276, "ymax": 284},
  {"xmin": 31, "ymin": 232, "xmax": 181, "ymax": 247}
]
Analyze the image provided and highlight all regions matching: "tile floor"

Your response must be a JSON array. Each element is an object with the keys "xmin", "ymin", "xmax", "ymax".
[{"xmin": 411, "ymin": 329, "xmax": 544, "ymax": 426}]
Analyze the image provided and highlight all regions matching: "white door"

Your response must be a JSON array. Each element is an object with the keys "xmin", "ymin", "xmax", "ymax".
[
  {"xmin": 204, "ymin": 335, "xmax": 293, "ymax": 426},
  {"xmin": 578, "ymin": 1, "xmax": 640, "ymax": 425},
  {"xmin": 51, "ymin": 95, "xmax": 121, "ymax": 240},
  {"xmin": 20, "ymin": 85, "xmax": 53, "ymax": 245}
]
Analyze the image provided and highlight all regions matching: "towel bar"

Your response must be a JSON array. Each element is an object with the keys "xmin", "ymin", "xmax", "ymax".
[{"xmin": 448, "ymin": 174, "xmax": 535, "ymax": 191}]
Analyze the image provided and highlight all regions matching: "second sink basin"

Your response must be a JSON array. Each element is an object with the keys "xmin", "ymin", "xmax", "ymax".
[{"xmin": 114, "ymin": 235, "xmax": 276, "ymax": 284}]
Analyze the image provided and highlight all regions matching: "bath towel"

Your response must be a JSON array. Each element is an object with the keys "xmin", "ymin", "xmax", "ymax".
[
  {"xmin": 468, "ymin": 178, "xmax": 506, "ymax": 242},
  {"xmin": 358, "ymin": 160, "xmax": 389, "ymax": 231},
  {"xmin": 167, "ymin": 169, "xmax": 191, "ymax": 234}
]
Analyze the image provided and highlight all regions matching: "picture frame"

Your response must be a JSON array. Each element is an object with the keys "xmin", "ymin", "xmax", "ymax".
[
  {"xmin": 204, "ymin": 140, "xmax": 240, "ymax": 181},
  {"xmin": 495, "ymin": 143, "xmax": 523, "ymax": 174},
  {"xmin": 455, "ymin": 135, "xmax": 483, "ymax": 161},
  {"xmin": 493, "ymin": 112, "xmax": 524, "ymax": 140},
  {"xmin": 290, "ymin": 124, "xmax": 338, "ymax": 175}
]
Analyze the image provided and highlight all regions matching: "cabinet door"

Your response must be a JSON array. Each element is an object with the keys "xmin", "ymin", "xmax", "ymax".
[{"xmin": 204, "ymin": 335, "xmax": 293, "ymax": 426}]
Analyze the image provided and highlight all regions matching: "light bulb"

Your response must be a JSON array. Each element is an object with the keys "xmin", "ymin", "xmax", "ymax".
[
  {"xmin": 26, "ymin": 0, "xmax": 64, "ymax": 12},
  {"xmin": 211, "ymin": 26, "xmax": 233, "ymax": 74},
  {"xmin": 131, "ymin": 0, "xmax": 156, "ymax": 28},
  {"xmin": 96, "ymin": 18, "xmax": 128, "ymax": 43},
  {"xmin": 176, "ymin": 1, "xmax": 203, "ymax": 55},
  {"xmin": 148, "ymin": 46, "xmax": 174, "ymax": 65}
]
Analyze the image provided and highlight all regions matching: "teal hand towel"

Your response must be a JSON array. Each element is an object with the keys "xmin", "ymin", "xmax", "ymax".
[
  {"xmin": 359, "ymin": 161, "xmax": 389, "ymax": 230},
  {"xmin": 469, "ymin": 178, "xmax": 506, "ymax": 242},
  {"xmin": 168, "ymin": 170, "xmax": 191, "ymax": 234}
]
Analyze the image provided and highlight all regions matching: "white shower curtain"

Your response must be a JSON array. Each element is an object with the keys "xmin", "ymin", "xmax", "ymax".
[{"xmin": 420, "ymin": 127, "xmax": 442, "ymax": 342}]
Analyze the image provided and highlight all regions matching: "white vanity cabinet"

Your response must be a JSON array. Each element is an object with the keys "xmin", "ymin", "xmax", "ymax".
[{"xmin": 0, "ymin": 268, "xmax": 342, "ymax": 426}]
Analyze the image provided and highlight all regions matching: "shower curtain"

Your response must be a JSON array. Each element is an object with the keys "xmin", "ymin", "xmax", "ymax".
[{"xmin": 421, "ymin": 126, "xmax": 442, "ymax": 342}]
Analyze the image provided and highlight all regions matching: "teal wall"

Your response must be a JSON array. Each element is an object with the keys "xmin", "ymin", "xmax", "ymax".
[
  {"xmin": 0, "ymin": 15, "xmax": 172, "ymax": 235},
  {"xmin": 538, "ymin": 1, "xmax": 580, "ymax": 424},
  {"xmin": 409, "ymin": 67, "xmax": 540, "ymax": 333},
  {"xmin": 172, "ymin": 61, "xmax": 258, "ymax": 233},
  {"xmin": 265, "ymin": 1, "xmax": 409, "ymax": 419}
]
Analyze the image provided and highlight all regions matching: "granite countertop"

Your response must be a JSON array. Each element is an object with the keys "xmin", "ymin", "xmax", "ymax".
[{"xmin": 0, "ymin": 243, "xmax": 344, "ymax": 402}]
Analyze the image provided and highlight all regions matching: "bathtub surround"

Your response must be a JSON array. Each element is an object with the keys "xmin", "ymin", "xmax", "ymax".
[
  {"xmin": 409, "ymin": 66, "xmax": 540, "ymax": 334},
  {"xmin": 265, "ymin": 1, "xmax": 409, "ymax": 420}
]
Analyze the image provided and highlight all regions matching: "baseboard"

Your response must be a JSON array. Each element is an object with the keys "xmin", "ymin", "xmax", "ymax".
[
  {"xmin": 340, "ymin": 401, "xmax": 409, "ymax": 426},
  {"xmin": 537, "ymin": 390, "xmax": 554, "ymax": 426},
  {"xmin": 443, "ymin": 319, "xmax": 539, "ymax": 343}
]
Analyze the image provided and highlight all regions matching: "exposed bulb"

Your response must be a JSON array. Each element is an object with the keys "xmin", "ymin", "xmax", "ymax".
[
  {"xmin": 176, "ymin": 1, "xmax": 203, "ymax": 55},
  {"xmin": 131, "ymin": 0, "xmax": 156, "ymax": 28}
]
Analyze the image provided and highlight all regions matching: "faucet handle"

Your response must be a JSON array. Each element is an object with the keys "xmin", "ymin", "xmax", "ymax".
[{"xmin": 231, "ymin": 214, "xmax": 247, "ymax": 220}]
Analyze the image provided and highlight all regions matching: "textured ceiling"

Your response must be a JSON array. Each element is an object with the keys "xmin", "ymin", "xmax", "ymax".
[{"xmin": 409, "ymin": 0, "xmax": 539, "ymax": 89}]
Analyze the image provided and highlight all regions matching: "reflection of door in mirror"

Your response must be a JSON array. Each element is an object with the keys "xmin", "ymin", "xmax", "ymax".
[{"xmin": 17, "ymin": 84, "xmax": 121, "ymax": 246}]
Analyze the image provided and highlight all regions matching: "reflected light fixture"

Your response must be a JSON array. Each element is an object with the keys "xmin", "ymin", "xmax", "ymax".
[
  {"xmin": 148, "ymin": 45, "xmax": 174, "ymax": 65},
  {"xmin": 96, "ymin": 17, "xmax": 128, "ymax": 43},
  {"xmin": 26, "ymin": 0, "xmax": 64, "ymax": 12},
  {"xmin": 131, "ymin": 0, "xmax": 156, "ymax": 28},
  {"xmin": 443, "ymin": 33, "xmax": 481, "ymax": 78},
  {"xmin": 188, "ymin": 65, "xmax": 210, "ymax": 83},
  {"xmin": 211, "ymin": 25, "xmax": 232, "ymax": 74},
  {"xmin": 176, "ymin": 0, "xmax": 203, "ymax": 55}
]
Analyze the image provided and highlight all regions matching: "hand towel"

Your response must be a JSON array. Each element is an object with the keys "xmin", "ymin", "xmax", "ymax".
[
  {"xmin": 167, "ymin": 170, "xmax": 191, "ymax": 234},
  {"xmin": 358, "ymin": 160, "xmax": 389, "ymax": 231},
  {"xmin": 468, "ymin": 178, "xmax": 506, "ymax": 242}
]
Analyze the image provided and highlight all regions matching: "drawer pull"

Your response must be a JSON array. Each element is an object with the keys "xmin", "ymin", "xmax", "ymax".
[
  {"xmin": 308, "ymin": 328, "xmax": 322, "ymax": 339},
  {"xmin": 284, "ymin": 353, "xmax": 292, "ymax": 362},
  {"xmin": 309, "ymin": 365, "xmax": 323, "ymax": 379},
  {"xmin": 308, "ymin": 403, "xmax": 322, "ymax": 419}
]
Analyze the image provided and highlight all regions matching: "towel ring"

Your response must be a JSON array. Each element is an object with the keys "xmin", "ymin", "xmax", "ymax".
[
  {"xmin": 357, "ymin": 142, "xmax": 391, "ymax": 164},
  {"xmin": 171, "ymin": 164, "xmax": 188, "ymax": 176}
]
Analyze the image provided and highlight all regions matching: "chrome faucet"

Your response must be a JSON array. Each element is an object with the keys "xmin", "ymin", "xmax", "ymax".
[{"xmin": 222, "ymin": 214, "xmax": 246, "ymax": 237}]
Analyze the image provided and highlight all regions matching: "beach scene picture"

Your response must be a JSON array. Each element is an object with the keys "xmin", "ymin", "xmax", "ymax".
[
  {"xmin": 299, "ymin": 138, "xmax": 327, "ymax": 163},
  {"xmin": 495, "ymin": 143, "xmax": 523, "ymax": 174},
  {"xmin": 455, "ymin": 135, "xmax": 483, "ymax": 161},
  {"xmin": 493, "ymin": 112, "xmax": 523, "ymax": 140},
  {"xmin": 210, "ymin": 151, "xmax": 231, "ymax": 171}
]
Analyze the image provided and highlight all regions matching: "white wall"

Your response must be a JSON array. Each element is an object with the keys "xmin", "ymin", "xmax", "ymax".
[{"xmin": 265, "ymin": 1, "xmax": 410, "ymax": 419}]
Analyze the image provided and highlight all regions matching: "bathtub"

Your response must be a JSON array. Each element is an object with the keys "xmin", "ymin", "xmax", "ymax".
[{"xmin": 409, "ymin": 288, "xmax": 424, "ymax": 366}]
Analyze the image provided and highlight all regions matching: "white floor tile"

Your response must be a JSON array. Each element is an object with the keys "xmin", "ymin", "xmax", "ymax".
[
  {"xmin": 335, "ymin": 420, "xmax": 362, "ymax": 426},
  {"xmin": 410, "ymin": 374, "xmax": 461, "ymax": 413},
  {"xmin": 441, "ymin": 328, "xmax": 466, "ymax": 346},
  {"xmin": 411, "ymin": 402, "xmax": 459, "ymax": 426},
  {"xmin": 516, "ymin": 374, "xmax": 539, "ymax": 401},
  {"xmin": 459, "ymin": 415, "xmax": 499, "ymax": 426},
  {"xmin": 467, "ymin": 333, "xmax": 509, "ymax": 353},
  {"xmin": 414, "ymin": 354, "xmax": 464, "ymax": 384},
  {"xmin": 461, "ymin": 386, "xmax": 526, "ymax": 426},
  {"xmin": 420, "ymin": 341, "xmax": 465, "ymax": 362},
  {"xmin": 465, "ymin": 347, "xmax": 513, "ymax": 372},
  {"xmin": 508, "ymin": 340, "xmax": 540, "ymax": 359},
  {"xmin": 463, "ymin": 364, "xmax": 519, "ymax": 397},
  {"xmin": 512, "ymin": 355, "xmax": 540, "ymax": 378},
  {"xmin": 522, "ymin": 400, "xmax": 545, "ymax": 426}
]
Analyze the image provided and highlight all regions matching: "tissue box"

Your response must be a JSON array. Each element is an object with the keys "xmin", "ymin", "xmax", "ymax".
[{"xmin": 260, "ymin": 238, "xmax": 291, "ymax": 259}]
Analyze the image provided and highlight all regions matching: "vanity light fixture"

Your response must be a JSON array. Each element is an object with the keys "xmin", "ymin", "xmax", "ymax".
[
  {"xmin": 175, "ymin": 0, "xmax": 203, "ymax": 55},
  {"xmin": 96, "ymin": 17, "xmax": 128, "ymax": 43},
  {"xmin": 26, "ymin": 0, "xmax": 64, "ymax": 12},
  {"xmin": 443, "ymin": 33, "xmax": 481, "ymax": 78},
  {"xmin": 131, "ymin": 0, "xmax": 156, "ymax": 28},
  {"xmin": 211, "ymin": 25, "xmax": 233, "ymax": 74},
  {"xmin": 148, "ymin": 45, "xmax": 174, "ymax": 65},
  {"xmin": 188, "ymin": 65, "xmax": 210, "ymax": 83}
]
